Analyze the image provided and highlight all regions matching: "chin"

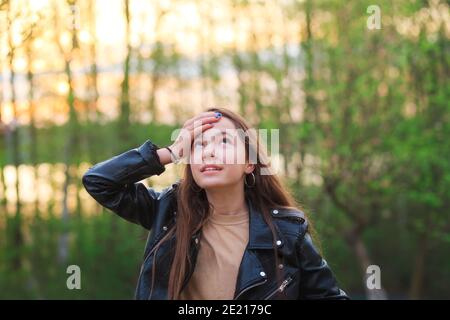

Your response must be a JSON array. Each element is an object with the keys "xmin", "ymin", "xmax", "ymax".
[{"xmin": 198, "ymin": 179, "xmax": 229, "ymax": 190}]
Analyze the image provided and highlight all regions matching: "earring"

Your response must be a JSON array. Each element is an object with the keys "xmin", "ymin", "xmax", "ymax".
[{"xmin": 244, "ymin": 172, "xmax": 256, "ymax": 188}]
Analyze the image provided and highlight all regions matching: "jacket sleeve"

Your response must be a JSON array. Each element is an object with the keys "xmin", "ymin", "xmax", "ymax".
[
  {"xmin": 297, "ymin": 227, "xmax": 350, "ymax": 300},
  {"xmin": 82, "ymin": 140, "xmax": 166, "ymax": 230}
]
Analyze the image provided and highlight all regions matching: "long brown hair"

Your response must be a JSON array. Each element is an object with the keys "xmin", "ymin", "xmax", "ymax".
[{"xmin": 151, "ymin": 107, "xmax": 309, "ymax": 299}]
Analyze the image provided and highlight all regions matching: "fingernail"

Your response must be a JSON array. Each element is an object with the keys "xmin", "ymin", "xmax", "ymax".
[{"xmin": 215, "ymin": 112, "xmax": 222, "ymax": 118}]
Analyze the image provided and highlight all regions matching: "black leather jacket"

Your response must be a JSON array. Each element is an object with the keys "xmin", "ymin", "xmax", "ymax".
[{"xmin": 82, "ymin": 140, "xmax": 349, "ymax": 300}]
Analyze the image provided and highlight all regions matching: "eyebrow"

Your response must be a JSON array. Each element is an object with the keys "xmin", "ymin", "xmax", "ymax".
[{"xmin": 193, "ymin": 130, "xmax": 235, "ymax": 141}]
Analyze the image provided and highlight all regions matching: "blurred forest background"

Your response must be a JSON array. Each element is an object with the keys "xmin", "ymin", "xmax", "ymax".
[{"xmin": 0, "ymin": 0, "xmax": 449, "ymax": 299}]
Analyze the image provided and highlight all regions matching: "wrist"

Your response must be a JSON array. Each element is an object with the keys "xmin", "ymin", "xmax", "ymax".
[
  {"xmin": 166, "ymin": 145, "xmax": 181, "ymax": 164},
  {"xmin": 156, "ymin": 147, "xmax": 172, "ymax": 166}
]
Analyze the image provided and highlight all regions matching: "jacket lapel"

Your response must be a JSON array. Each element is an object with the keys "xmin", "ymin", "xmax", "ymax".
[{"xmin": 233, "ymin": 198, "xmax": 279, "ymax": 299}]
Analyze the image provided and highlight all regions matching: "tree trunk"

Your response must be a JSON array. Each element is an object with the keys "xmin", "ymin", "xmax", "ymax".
[
  {"xmin": 346, "ymin": 228, "xmax": 388, "ymax": 300},
  {"xmin": 55, "ymin": 0, "xmax": 81, "ymax": 264},
  {"xmin": 26, "ymin": 41, "xmax": 40, "ymax": 217},
  {"xmin": 409, "ymin": 231, "xmax": 428, "ymax": 299},
  {"xmin": 118, "ymin": 0, "xmax": 132, "ymax": 150},
  {"xmin": 7, "ymin": 11, "xmax": 23, "ymax": 270}
]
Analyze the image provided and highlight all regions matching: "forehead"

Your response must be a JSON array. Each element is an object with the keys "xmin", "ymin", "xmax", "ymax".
[
  {"xmin": 213, "ymin": 116, "xmax": 236, "ymax": 130},
  {"xmin": 195, "ymin": 117, "xmax": 238, "ymax": 140}
]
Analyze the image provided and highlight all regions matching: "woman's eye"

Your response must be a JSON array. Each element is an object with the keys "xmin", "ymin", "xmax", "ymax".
[{"xmin": 221, "ymin": 137, "xmax": 231, "ymax": 144}]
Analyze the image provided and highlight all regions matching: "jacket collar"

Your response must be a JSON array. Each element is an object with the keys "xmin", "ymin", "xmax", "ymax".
[
  {"xmin": 246, "ymin": 197, "xmax": 283, "ymax": 249},
  {"xmin": 186, "ymin": 197, "xmax": 285, "ymax": 299}
]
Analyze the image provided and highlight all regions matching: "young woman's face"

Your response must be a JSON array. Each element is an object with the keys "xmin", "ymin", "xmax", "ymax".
[{"xmin": 190, "ymin": 116, "xmax": 254, "ymax": 190}]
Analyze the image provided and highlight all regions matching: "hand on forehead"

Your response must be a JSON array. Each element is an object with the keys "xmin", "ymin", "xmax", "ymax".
[{"xmin": 195, "ymin": 117, "xmax": 237, "ymax": 141}]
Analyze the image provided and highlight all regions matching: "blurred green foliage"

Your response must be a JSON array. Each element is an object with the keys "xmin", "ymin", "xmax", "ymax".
[{"xmin": 0, "ymin": 0, "xmax": 449, "ymax": 299}]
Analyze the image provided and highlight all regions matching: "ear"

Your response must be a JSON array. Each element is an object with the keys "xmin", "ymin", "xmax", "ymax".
[{"xmin": 244, "ymin": 163, "xmax": 255, "ymax": 174}]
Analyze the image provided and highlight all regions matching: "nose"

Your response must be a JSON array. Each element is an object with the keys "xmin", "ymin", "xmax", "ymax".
[{"xmin": 202, "ymin": 141, "xmax": 216, "ymax": 160}]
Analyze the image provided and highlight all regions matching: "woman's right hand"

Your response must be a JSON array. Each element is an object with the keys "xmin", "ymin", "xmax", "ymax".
[{"xmin": 157, "ymin": 111, "xmax": 222, "ymax": 165}]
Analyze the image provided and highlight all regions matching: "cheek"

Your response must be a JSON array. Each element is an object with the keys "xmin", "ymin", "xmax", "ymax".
[
  {"xmin": 190, "ymin": 165, "xmax": 201, "ymax": 179},
  {"xmin": 222, "ymin": 164, "xmax": 246, "ymax": 180},
  {"xmin": 217, "ymin": 145, "xmax": 245, "ymax": 165},
  {"xmin": 190, "ymin": 148, "xmax": 203, "ymax": 165}
]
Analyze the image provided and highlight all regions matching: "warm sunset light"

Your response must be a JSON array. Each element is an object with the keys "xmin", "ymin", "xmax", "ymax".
[{"xmin": 0, "ymin": 0, "xmax": 448, "ymax": 302}]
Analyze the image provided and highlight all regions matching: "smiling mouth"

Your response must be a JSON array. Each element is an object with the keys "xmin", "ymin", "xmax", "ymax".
[{"xmin": 200, "ymin": 165, "xmax": 223, "ymax": 173}]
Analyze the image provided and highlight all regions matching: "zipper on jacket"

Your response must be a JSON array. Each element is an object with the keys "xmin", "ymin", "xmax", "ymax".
[
  {"xmin": 143, "ymin": 225, "xmax": 174, "ymax": 265},
  {"xmin": 234, "ymin": 278, "xmax": 268, "ymax": 300},
  {"xmin": 263, "ymin": 275, "xmax": 294, "ymax": 300},
  {"xmin": 135, "ymin": 225, "xmax": 174, "ymax": 298}
]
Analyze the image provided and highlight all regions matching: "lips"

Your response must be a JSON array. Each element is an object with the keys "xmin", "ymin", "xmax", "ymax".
[{"xmin": 200, "ymin": 164, "xmax": 223, "ymax": 173}]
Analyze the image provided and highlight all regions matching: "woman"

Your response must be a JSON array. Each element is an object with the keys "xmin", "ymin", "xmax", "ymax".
[{"xmin": 82, "ymin": 107, "xmax": 349, "ymax": 300}]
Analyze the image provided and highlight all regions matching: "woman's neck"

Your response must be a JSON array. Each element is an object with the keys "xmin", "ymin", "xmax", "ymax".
[{"xmin": 205, "ymin": 183, "xmax": 248, "ymax": 216}]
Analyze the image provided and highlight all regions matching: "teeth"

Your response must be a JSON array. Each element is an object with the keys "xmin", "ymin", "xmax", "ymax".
[{"xmin": 204, "ymin": 167, "xmax": 220, "ymax": 171}]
